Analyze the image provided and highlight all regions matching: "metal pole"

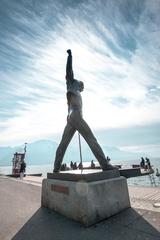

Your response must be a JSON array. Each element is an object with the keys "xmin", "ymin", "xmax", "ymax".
[{"xmin": 78, "ymin": 132, "xmax": 83, "ymax": 174}]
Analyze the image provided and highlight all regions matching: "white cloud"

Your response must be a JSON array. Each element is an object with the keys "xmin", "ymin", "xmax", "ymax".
[{"xmin": 0, "ymin": 0, "xmax": 160, "ymax": 146}]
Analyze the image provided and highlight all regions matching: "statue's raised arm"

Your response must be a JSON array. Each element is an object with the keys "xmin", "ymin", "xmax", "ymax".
[{"xmin": 66, "ymin": 49, "xmax": 74, "ymax": 82}]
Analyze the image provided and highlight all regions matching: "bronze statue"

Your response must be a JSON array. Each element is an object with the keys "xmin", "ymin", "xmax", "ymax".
[{"xmin": 53, "ymin": 50, "xmax": 115, "ymax": 172}]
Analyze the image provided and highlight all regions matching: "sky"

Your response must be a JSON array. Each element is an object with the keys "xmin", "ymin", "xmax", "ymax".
[{"xmin": 0, "ymin": 0, "xmax": 160, "ymax": 157}]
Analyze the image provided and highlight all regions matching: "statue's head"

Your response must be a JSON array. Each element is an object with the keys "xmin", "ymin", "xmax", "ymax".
[
  {"xmin": 79, "ymin": 81, "xmax": 84, "ymax": 92},
  {"xmin": 72, "ymin": 79, "xmax": 84, "ymax": 92},
  {"xmin": 67, "ymin": 79, "xmax": 84, "ymax": 94}
]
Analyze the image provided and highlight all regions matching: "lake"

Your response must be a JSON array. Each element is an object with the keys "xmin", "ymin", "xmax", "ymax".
[{"xmin": 0, "ymin": 158, "xmax": 160, "ymax": 187}]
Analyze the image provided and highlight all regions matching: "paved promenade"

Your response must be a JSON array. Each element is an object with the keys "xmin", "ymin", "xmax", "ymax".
[
  {"xmin": 129, "ymin": 186, "xmax": 160, "ymax": 212},
  {"xmin": 0, "ymin": 176, "xmax": 160, "ymax": 240}
]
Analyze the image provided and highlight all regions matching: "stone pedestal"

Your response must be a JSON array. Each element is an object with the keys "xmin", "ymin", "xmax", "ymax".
[{"xmin": 41, "ymin": 171, "xmax": 131, "ymax": 226}]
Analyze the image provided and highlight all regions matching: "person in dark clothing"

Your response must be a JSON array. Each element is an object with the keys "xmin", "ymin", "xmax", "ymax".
[
  {"xmin": 70, "ymin": 161, "xmax": 74, "ymax": 169},
  {"xmin": 20, "ymin": 160, "xmax": 26, "ymax": 180},
  {"xmin": 140, "ymin": 157, "xmax": 145, "ymax": 169},
  {"xmin": 73, "ymin": 162, "xmax": 78, "ymax": 170},
  {"xmin": 78, "ymin": 162, "xmax": 83, "ymax": 170},
  {"xmin": 91, "ymin": 160, "xmax": 95, "ymax": 169},
  {"xmin": 145, "ymin": 157, "xmax": 151, "ymax": 170}
]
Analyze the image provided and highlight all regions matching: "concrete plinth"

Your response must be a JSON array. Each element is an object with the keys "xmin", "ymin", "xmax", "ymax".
[{"xmin": 42, "ymin": 173, "xmax": 131, "ymax": 226}]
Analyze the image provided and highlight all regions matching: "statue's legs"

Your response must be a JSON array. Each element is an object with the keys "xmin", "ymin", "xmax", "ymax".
[
  {"xmin": 54, "ymin": 122, "xmax": 76, "ymax": 172},
  {"xmin": 69, "ymin": 111, "xmax": 113, "ymax": 170},
  {"xmin": 54, "ymin": 111, "xmax": 115, "ymax": 172}
]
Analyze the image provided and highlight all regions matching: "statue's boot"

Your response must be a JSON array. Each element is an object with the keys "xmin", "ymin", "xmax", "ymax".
[{"xmin": 102, "ymin": 163, "xmax": 118, "ymax": 171}]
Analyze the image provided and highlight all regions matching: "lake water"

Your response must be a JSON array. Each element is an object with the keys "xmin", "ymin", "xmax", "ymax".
[{"xmin": 0, "ymin": 158, "xmax": 160, "ymax": 187}]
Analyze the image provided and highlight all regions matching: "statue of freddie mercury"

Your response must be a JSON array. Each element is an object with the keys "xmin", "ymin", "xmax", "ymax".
[{"xmin": 53, "ymin": 49, "xmax": 115, "ymax": 172}]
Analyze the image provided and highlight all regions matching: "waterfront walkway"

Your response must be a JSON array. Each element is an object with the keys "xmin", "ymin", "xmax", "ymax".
[{"xmin": 0, "ymin": 175, "xmax": 160, "ymax": 240}]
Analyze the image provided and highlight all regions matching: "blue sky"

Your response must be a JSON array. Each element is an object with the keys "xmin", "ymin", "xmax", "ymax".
[{"xmin": 0, "ymin": 0, "xmax": 160, "ymax": 157}]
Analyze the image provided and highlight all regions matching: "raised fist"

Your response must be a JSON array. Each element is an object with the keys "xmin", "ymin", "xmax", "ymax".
[{"xmin": 67, "ymin": 49, "xmax": 72, "ymax": 55}]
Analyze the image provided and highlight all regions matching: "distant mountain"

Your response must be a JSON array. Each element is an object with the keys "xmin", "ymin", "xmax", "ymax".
[
  {"xmin": 25, "ymin": 140, "xmax": 58, "ymax": 165},
  {"xmin": 102, "ymin": 145, "xmax": 142, "ymax": 161},
  {"xmin": 0, "ymin": 146, "xmax": 15, "ymax": 166},
  {"xmin": 0, "ymin": 140, "xmax": 58, "ymax": 166},
  {"xmin": 0, "ymin": 139, "xmax": 143, "ymax": 166},
  {"xmin": 62, "ymin": 143, "xmax": 142, "ymax": 163}
]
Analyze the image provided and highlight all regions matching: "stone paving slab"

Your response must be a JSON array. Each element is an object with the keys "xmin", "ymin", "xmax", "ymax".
[
  {"xmin": 127, "ymin": 210, "xmax": 160, "ymax": 237},
  {"xmin": 106, "ymin": 207, "xmax": 147, "ymax": 226},
  {"xmin": 128, "ymin": 186, "xmax": 160, "ymax": 201},
  {"xmin": 128, "ymin": 186, "xmax": 160, "ymax": 212}
]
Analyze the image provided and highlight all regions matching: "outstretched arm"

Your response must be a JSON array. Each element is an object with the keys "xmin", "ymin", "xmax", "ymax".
[{"xmin": 66, "ymin": 49, "xmax": 74, "ymax": 82}]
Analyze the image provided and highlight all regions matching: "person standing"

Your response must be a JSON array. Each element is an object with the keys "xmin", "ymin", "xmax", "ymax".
[{"xmin": 20, "ymin": 160, "xmax": 26, "ymax": 180}]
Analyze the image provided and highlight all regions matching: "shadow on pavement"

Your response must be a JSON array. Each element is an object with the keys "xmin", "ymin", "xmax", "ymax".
[{"xmin": 12, "ymin": 207, "xmax": 160, "ymax": 240}]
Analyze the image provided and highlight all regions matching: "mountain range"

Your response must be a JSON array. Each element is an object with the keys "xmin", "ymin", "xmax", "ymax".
[{"xmin": 0, "ymin": 139, "xmax": 144, "ymax": 166}]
